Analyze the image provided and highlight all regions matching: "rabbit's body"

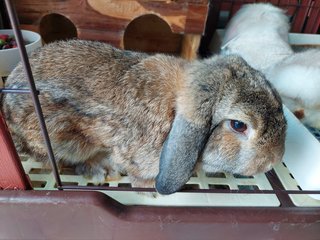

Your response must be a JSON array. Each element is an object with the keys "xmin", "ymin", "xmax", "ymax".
[
  {"xmin": 2, "ymin": 40, "xmax": 286, "ymax": 194},
  {"xmin": 3, "ymin": 40, "xmax": 181, "ymax": 184},
  {"xmin": 221, "ymin": 3, "xmax": 293, "ymax": 74},
  {"xmin": 266, "ymin": 49, "xmax": 320, "ymax": 129}
]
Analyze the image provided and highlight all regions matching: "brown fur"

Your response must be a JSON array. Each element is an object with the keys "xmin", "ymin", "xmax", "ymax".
[
  {"xmin": 294, "ymin": 109, "xmax": 305, "ymax": 120},
  {"xmin": 2, "ymin": 40, "xmax": 286, "ymax": 193}
]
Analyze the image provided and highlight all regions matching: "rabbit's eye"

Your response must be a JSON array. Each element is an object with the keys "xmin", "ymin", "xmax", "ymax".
[{"xmin": 230, "ymin": 120, "xmax": 247, "ymax": 133}]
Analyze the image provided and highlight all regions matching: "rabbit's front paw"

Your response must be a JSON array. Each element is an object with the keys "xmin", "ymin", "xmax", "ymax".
[
  {"xmin": 131, "ymin": 178, "xmax": 158, "ymax": 198},
  {"xmin": 75, "ymin": 163, "xmax": 107, "ymax": 184}
]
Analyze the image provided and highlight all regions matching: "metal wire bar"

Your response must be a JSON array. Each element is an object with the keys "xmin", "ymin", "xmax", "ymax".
[
  {"xmin": 4, "ymin": 0, "xmax": 62, "ymax": 189},
  {"xmin": 265, "ymin": 170, "xmax": 295, "ymax": 207},
  {"xmin": 216, "ymin": 0, "xmax": 313, "ymax": 7},
  {"xmin": 0, "ymin": 88, "xmax": 39, "ymax": 94},
  {"xmin": 60, "ymin": 184, "xmax": 320, "ymax": 195}
]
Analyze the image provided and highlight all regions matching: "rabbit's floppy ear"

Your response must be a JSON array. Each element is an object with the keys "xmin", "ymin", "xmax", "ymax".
[{"xmin": 155, "ymin": 114, "xmax": 211, "ymax": 195}]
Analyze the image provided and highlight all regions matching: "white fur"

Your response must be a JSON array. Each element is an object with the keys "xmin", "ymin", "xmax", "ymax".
[
  {"xmin": 267, "ymin": 49, "xmax": 320, "ymax": 128},
  {"xmin": 221, "ymin": 3, "xmax": 293, "ymax": 74}
]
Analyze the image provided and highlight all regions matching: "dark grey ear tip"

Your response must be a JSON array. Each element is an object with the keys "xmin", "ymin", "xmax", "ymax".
[
  {"xmin": 155, "ymin": 176, "xmax": 176, "ymax": 195},
  {"xmin": 156, "ymin": 115, "xmax": 211, "ymax": 195}
]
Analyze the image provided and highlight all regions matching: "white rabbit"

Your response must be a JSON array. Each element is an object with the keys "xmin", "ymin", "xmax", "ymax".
[
  {"xmin": 221, "ymin": 3, "xmax": 293, "ymax": 75},
  {"xmin": 266, "ymin": 49, "xmax": 320, "ymax": 129}
]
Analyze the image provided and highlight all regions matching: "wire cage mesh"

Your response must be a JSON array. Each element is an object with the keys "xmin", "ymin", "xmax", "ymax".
[
  {"xmin": 199, "ymin": 0, "xmax": 320, "ymax": 56},
  {"xmin": 212, "ymin": 0, "xmax": 319, "ymax": 32},
  {"xmin": 0, "ymin": 0, "xmax": 320, "ymax": 208}
]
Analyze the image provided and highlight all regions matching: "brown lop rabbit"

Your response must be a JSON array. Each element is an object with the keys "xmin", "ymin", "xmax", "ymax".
[{"xmin": 2, "ymin": 40, "xmax": 286, "ymax": 194}]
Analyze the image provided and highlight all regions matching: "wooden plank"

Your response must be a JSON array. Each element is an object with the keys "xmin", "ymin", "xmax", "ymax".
[
  {"xmin": 87, "ymin": 0, "xmax": 188, "ymax": 31},
  {"xmin": 13, "ymin": 0, "xmax": 208, "ymax": 41},
  {"xmin": 181, "ymin": 33, "xmax": 201, "ymax": 60},
  {"xmin": 0, "ymin": 113, "xmax": 32, "ymax": 190},
  {"xmin": 184, "ymin": 3, "xmax": 208, "ymax": 33}
]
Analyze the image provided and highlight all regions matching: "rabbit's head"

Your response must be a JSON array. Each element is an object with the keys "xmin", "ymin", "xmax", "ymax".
[{"xmin": 156, "ymin": 55, "xmax": 286, "ymax": 194}]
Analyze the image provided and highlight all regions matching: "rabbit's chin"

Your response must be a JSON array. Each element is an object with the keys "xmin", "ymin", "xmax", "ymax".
[
  {"xmin": 200, "ymin": 162, "xmax": 239, "ymax": 175},
  {"xmin": 200, "ymin": 161, "xmax": 272, "ymax": 177}
]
